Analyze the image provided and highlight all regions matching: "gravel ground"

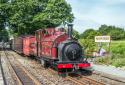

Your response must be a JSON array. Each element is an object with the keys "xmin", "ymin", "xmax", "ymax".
[
  {"xmin": 11, "ymin": 51, "xmax": 75, "ymax": 85},
  {"xmin": 0, "ymin": 51, "xmax": 15, "ymax": 85}
]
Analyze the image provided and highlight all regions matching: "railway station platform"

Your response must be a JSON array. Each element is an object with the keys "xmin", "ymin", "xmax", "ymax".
[{"xmin": 92, "ymin": 63, "xmax": 125, "ymax": 82}]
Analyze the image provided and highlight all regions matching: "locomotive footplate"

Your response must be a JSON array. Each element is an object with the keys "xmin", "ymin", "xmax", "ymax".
[{"xmin": 57, "ymin": 61, "xmax": 89, "ymax": 64}]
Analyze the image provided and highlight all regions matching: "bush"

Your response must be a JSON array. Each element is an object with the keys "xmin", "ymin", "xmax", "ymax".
[
  {"xmin": 111, "ymin": 54, "xmax": 125, "ymax": 59},
  {"xmin": 79, "ymin": 39, "xmax": 96, "ymax": 53},
  {"xmin": 111, "ymin": 58, "xmax": 125, "ymax": 67},
  {"xmin": 95, "ymin": 57, "xmax": 112, "ymax": 65},
  {"xmin": 96, "ymin": 54, "xmax": 125, "ymax": 67},
  {"xmin": 111, "ymin": 44, "xmax": 125, "ymax": 55}
]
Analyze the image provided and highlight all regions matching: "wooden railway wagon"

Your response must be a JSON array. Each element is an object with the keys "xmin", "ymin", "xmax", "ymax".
[
  {"xmin": 12, "ymin": 35, "xmax": 36, "ymax": 56},
  {"xmin": 12, "ymin": 37, "xmax": 24, "ymax": 54},
  {"xmin": 23, "ymin": 35, "xmax": 36, "ymax": 56}
]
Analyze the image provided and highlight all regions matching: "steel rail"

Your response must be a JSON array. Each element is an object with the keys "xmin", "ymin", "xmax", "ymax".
[
  {"xmin": 47, "ymin": 67, "xmax": 105, "ymax": 85},
  {"xmin": 4, "ymin": 50, "xmax": 41, "ymax": 85},
  {"xmin": 0, "ymin": 51, "xmax": 7, "ymax": 85},
  {"xmin": 5, "ymin": 51, "xmax": 22, "ymax": 85},
  {"xmin": 67, "ymin": 75, "xmax": 105, "ymax": 85}
]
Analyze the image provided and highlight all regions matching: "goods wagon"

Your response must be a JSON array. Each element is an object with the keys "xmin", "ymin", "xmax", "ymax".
[
  {"xmin": 23, "ymin": 35, "xmax": 36, "ymax": 56},
  {"xmin": 12, "ymin": 37, "xmax": 23, "ymax": 54}
]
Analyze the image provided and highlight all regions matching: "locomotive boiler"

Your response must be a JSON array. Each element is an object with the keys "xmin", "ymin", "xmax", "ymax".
[{"xmin": 12, "ymin": 24, "xmax": 91, "ymax": 76}]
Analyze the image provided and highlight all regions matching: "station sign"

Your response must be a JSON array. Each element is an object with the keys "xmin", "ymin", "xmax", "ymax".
[{"xmin": 95, "ymin": 36, "xmax": 111, "ymax": 42}]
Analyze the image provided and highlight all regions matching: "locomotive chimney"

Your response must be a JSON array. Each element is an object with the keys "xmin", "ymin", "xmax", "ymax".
[{"xmin": 68, "ymin": 23, "xmax": 73, "ymax": 39}]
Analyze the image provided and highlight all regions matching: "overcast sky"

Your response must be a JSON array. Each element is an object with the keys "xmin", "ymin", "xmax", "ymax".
[{"xmin": 66, "ymin": 0, "xmax": 125, "ymax": 33}]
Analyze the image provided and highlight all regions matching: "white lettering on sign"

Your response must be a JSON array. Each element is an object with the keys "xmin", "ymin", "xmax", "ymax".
[{"xmin": 95, "ymin": 36, "xmax": 111, "ymax": 42}]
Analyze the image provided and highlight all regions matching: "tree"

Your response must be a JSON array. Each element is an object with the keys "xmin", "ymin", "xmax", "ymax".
[
  {"xmin": 98, "ymin": 25, "xmax": 125, "ymax": 40},
  {"xmin": 0, "ymin": 0, "xmax": 9, "ymax": 30},
  {"xmin": 8, "ymin": 0, "xmax": 46, "ymax": 35},
  {"xmin": 0, "ymin": 29, "xmax": 9, "ymax": 42},
  {"xmin": 4, "ymin": 0, "xmax": 74, "ymax": 35},
  {"xmin": 0, "ymin": 0, "xmax": 10, "ymax": 42},
  {"xmin": 33, "ymin": 0, "xmax": 74, "ymax": 28},
  {"xmin": 79, "ymin": 39, "xmax": 96, "ymax": 54},
  {"xmin": 72, "ymin": 29, "xmax": 80, "ymax": 39},
  {"xmin": 79, "ymin": 29, "xmax": 97, "ymax": 54},
  {"xmin": 80, "ymin": 29, "xmax": 100, "ymax": 39}
]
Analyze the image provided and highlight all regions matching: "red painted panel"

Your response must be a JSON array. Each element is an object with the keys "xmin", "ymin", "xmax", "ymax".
[
  {"xmin": 36, "ymin": 28, "xmax": 68, "ymax": 59},
  {"xmin": 51, "ymin": 47, "xmax": 57, "ymax": 59},
  {"xmin": 41, "ymin": 41, "xmax": 53, "ymax": 57},
  {"xmin": 23, "ymin": 36, "xmax": 36, "ymax": 56},
  {"xmin": 57, "ymin": 64, "xmax": 73, "ymax": 69},
  {"xmin": 29, "ymin": 37, "xmax": 36, "ymax": 55},
  {"xmin": 77, "ymin": 63, "xmax": 91, "ymax": 68},
  {"xmin": 57, "ymin": 63, "xmax": 91, "ymax": 69},
  {"xmin": 23, "ymin": 37, "xmax": 29, "ymax": 56}
]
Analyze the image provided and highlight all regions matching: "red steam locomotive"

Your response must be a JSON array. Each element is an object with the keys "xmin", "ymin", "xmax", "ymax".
[{"xmin": 11, "ymin": 24, "xmax": 91, "ymax": 76}]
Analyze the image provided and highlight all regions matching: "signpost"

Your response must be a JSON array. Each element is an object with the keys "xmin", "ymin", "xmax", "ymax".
[
  {"xmin": 95, "ymin": 36, "xmax": 111, "ymax": 43},
  {"xmin": 95, "ymin": 36, "xmax": 111, "ymax": 54}
]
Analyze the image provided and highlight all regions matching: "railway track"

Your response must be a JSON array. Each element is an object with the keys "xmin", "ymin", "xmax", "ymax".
[
  {"xmin": 1, "ymin": 50, "xmax": 124, "ymax": 85},
  {"xmin": 2, "ymin": 50, "xmax": 41, "ymax": 85},
  {"xmin": 67, "ymin": 75, "xmax": 105, "ymax": 85},
  {"xmin": 47, "ymin": 67, "xmax": 105, "ymax": 85}
]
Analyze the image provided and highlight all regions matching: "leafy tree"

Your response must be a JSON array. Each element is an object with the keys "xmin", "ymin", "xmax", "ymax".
[
  {"xmin": 0, "ymin": 1, "xmax": 9, "ymax": 30},
  {"xmin": 98, "ymin": 25, "xmax": 125, "ymax": 40},
  {"xmin": 33, "ymin": 0, "xmax": 74, "ymax": 29},
  {"xmin": 80, "ymin": 25, "xmax": 125, "ymax": 40},
  {"xmin": 0, "ymin": 29, "xmax": 9, "ymax": 42},
  {"xmin": 80, "ymin": 29, "xmax": 100, "ymax": 39},
  {"xmin": 79, "ymin": 29, "xmax": 99, "ymax": 53},
  {"xmin": 8, "ymin": 0, "xmax": 46, "ymax": 35},
  {"xmin": 0, "ymin": 0, "xmax": 9, "ymax": 3},
  {"xmin": 2, "ymin": 0, "xmax": 74, "ymax": 35},
  {"xmin": 72, "ymin": 29, "xmax": 80, "ymax": 39},
  {"xmin": 79, "ymin": 39, "xmax": 96, "ymax": 54},
  {"xmin": 0, "ymin": 0, "xmax": 10, "ymax": 42}
]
